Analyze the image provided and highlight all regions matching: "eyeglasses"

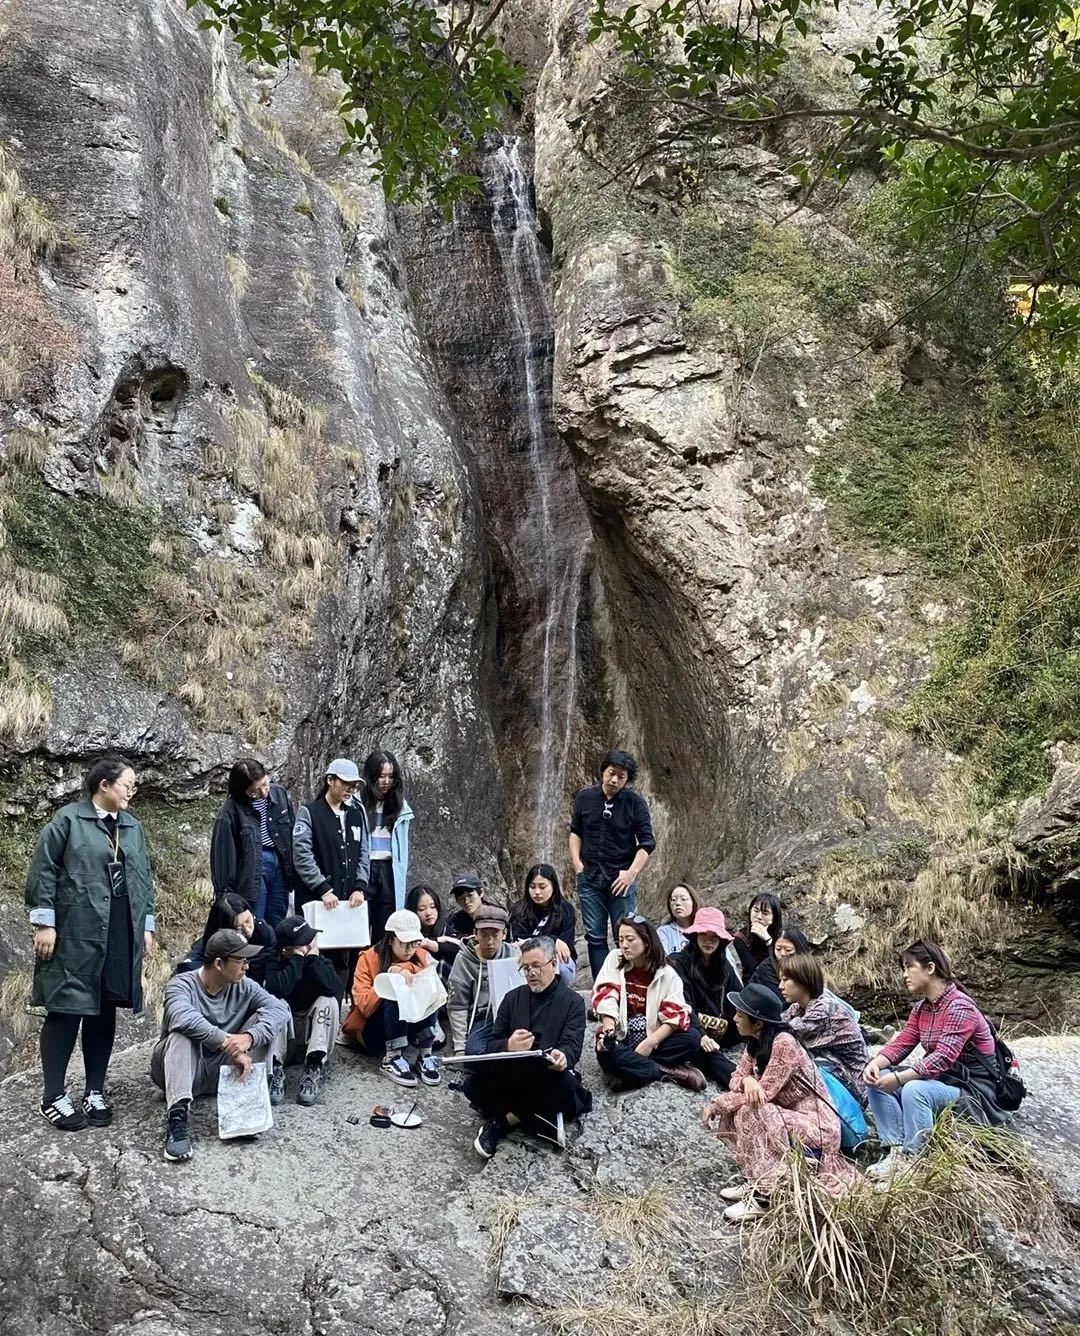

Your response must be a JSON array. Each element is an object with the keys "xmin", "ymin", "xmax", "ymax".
[{"xmin": 519, "ymin": 961, "xmax": 556, "ymax": 975}]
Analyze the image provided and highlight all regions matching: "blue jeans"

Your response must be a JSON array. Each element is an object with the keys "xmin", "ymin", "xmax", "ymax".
[
  {"xmin": 361, "ymin": 1000, "xmax": 435, "ymax": 1058},
  {"xmin": 256, "ymin": 849, "xmax": 290, "ymax": 927},
  {"xmin": 577, "ymin": 871, "xmax": 637, "ymax": 980},
  {"xmin": 465, "ymin": 1018, "xmax": 493, "ymax": 1057},
  {"xmin": 867, "ymin": 1070, "xmax": 960, "ymax": 1154}
]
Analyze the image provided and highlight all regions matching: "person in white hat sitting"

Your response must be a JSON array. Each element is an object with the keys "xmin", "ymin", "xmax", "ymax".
[{"xmin": 342, "ymin": 909, "xmax": 442, "ymax": 1088}]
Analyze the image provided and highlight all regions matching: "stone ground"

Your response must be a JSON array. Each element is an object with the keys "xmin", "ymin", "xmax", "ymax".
[{"xmin": 0, "ymin": 1033, "xmax": 1076, "ymax": 1335}]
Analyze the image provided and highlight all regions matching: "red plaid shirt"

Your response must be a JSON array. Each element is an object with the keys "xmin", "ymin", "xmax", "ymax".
[{"xmin": 880, "ymin": 983, "xmax": 995, "ymax": 1080}]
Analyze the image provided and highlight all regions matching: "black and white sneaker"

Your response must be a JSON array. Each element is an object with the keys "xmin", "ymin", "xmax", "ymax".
[
  {"xmin": 82, "ymin": 1090, "xmax": 113, "ymax": 1127},
  {"xmin": 474, "ymin": 1119, "xmax": 505, "ymax": 1159},
  {"xmin": 380, "ymin": 1055, "xmax": 418, "ymax": 1087},
  {"xmin": 417, "ymin": 1055, "xmax": 441, "ymax": 1087},
  {"xmin": 297, "ymin": 1065, "xmax": 322, "ymax": 1107},
  {"xmin": 163, "ymin": 1103, "xmax": 193, "ymax": 1162},
  {"xmin": 268, "ymin": 1061, "xmax": 287, "ymax": 1107},
  {"xmin": 41, "ymin": 1094, "xmax": 88, "ymax": 1132}
]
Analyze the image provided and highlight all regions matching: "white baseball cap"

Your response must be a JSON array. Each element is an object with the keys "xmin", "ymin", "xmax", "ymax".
[
  {"xmin": 384, "ymin": 909, "xmax": 424, "ymax": 944},
  {"xmin": 326, "ymin": 757, "xmax": 361, "ymax": 783}
]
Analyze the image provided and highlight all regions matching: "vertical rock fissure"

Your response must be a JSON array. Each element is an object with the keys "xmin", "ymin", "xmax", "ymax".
[{"xmin": 482, "ymin": 137, "xmax": 592, "ymax": 860}]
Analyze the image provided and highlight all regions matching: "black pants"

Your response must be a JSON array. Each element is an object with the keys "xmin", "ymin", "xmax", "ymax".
[
  {"xmin": 694, "ymin": 1045, "xmax": 736, "ymax": 1089},
  {"xmin": 464, "ymin": 1061, "xmax": 592, "ymax": 1122},
  {"xmin": 40, "ymin": 1007, "xmax": 117, "ymax": 1103},
  {"xmin": 367, "ymin": 860, "xmax": 395, "ymax": 945},
  {"xmin": 596, "ymin": 1027, "xmax": 703, "ymax": 1090}
]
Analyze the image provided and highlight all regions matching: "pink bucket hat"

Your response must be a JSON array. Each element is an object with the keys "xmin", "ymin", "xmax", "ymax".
[{"xmin": 684, "ymin": 907, "xmax": 733, "ymax": 941}]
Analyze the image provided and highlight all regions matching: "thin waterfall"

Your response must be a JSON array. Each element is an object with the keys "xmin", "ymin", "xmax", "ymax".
[{"xmin": 483, "ymin": 137, "xmax": 592, "ymax": 861}]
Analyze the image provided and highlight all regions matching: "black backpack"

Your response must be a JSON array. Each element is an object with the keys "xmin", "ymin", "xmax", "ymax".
[{"xmin": 983, "ymin": 1030, "xmax": 1026, "ymax": 1112}]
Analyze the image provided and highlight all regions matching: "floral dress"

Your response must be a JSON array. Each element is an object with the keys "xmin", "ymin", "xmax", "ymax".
[{"xmin": 706, "ymin": 1032, "xmax": 860, "ymax": 1195}]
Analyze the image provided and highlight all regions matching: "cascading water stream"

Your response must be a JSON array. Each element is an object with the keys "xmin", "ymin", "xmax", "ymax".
[{"xmin": 483, "ymin": 137, "xmax": 592, "ymax": 861}]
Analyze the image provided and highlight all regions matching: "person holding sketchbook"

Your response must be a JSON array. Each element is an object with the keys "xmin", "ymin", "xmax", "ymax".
[
  {"xmin": 466, "ymin": 935, "xmax": 592, "ymax": 1159},
  {"xmin": 447, "ymin": 905, "xmax": 519, "ymax": 1056}
]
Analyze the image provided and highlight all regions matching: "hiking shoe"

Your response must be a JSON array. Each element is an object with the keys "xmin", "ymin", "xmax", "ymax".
[
  {"xmin": 268, "ymin": 1061, "xmax": 287, "ymax": 1107},
  {"xmin": 474, "ymin": 1120, "xmax": 505, "ymax": 1159},
  {"xmin": 659, "ymin": 1064, "xmax": 706, "ymax": 1092},
  {"xmin": 417, "ymin": 1055, "xmax": 441, "ymax": 1086},
  {"xmin": 297, "ymin": 1066, "xmax": 323, "ymax": 1107},
  {"xmin": 720, "ymin": 1182, "xmax": 753, "ymax": 1202},
  {"xmin": 163, "ymin": 1104, "xmax": 192, "ymax": 1162},
  {"xmin": 82, "ymin": 1090, "xmax": 113, "ymax": 1127},
  {"xmin": 723, "ymin": 1195, "xmax": 768, "ymax": 1223},
  {"xmin": 531, "ymin": 1112, "xmax": 566, "ymax": 1150},
  {"xmin": 40, "ymin": 1094, "xmax": 88, "ymax": 1132},
  {"xmin": 866, "ymin": 1148, "xmax": 907, "ymax": 1182},
  {"xmin": 380, "ymin": 1055, "xmax": 417, "ymax": 1087}
]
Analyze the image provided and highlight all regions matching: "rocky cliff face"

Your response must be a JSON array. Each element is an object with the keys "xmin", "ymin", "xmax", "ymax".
[{"xmin": 0, "ymin": 2, "xmax": 505, "ymax": 875}]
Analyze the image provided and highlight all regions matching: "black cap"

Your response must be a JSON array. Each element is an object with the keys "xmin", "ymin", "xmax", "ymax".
[
  {"xmin": 451, "ymin": 871, "xmax": 482, "ymax": 894},
  {"xmin": 275, "ymin": 915, "xmax": 320, "ymax": 949},
  {"xmin": 726, "ymin": 982, "xmax": 783, "ymax": 1025}
]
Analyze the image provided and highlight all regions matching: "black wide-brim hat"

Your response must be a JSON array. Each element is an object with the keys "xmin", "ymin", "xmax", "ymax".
[{"xmin": 726, "ymin": 982, "xmax": 783, "ymax": 1025}]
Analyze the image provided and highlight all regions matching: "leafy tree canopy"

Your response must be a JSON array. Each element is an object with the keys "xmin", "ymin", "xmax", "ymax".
[{"xmin": 193, "ymin": 0, "xmax": 1079, "ymax": 348}]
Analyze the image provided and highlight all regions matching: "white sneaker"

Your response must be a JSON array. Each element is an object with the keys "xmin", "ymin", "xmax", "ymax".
[
  {"xmin": 720, "ymin": 1182, "xmax": 753, "ymax": 1202},
  {"xmin": 723, "ymin": 1196, "xmax": 767, "ymax": 1223},
  {"xmin": 865, "ymin": 1148, "xmax": 907, "ymax": 1181}
]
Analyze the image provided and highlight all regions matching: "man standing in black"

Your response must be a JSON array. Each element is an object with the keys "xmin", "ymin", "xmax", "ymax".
[
  {"xmin": 467, "ymin": 936, "xmax": 591, "ymax": 1159},
  {"xmin": 569, "ymin": 749, "xmax": 656, "ymax": 981}
]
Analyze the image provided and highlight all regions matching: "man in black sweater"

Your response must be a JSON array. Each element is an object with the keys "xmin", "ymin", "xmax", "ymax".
[
  {"xmin": 466, "ymin": 936, "xmax": 592, "ymax": 1159},
  {"xmin": 264, "ymin": 917, "xmax": 343, "ymax": 1108},
  {"xmin": 569, "ymin": 748, "xmax": 656, "ymax": 981}
]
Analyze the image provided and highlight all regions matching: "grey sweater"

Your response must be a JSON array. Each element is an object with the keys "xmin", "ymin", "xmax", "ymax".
[{"xmin": 160, "ymin": 970, "xmax": 289, "ymax": 1052}]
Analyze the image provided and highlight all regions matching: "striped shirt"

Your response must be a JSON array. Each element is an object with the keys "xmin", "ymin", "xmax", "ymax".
[
  {"xmin": 251, "ymin": 796, "xmax": 274, "ymax": 849},
  {"xmin": 370, "ymin": 802, "xmax": 392, "ymax": 860}
]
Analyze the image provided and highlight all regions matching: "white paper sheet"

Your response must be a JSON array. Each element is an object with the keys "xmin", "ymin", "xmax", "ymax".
[
  {"xmin": 373, "ymin": 964, "xmax": 447, "ymax": 1023},
  {"xmin": 485, "ymin": 955, "xmax": 522, "ymax": 1017},
  {"xmin": 302, "ymin": 900, "xmax": 370, "ymax": 948}
]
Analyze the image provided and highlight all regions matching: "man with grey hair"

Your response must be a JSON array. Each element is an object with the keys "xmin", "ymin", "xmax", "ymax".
[{"xmin": 465, "ymin": 935, "xmax": 592, "ymax": 1159}]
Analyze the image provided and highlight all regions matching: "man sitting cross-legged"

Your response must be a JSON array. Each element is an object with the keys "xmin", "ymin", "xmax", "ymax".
[
  {"xmin": 151, "ymin": 928, "xmax": 289, "ymax": 1162},
  {"xmin": 264, "ymin": 915, "xmax": 343, "ymax": 1108},
  {"xmin": 466, "ymin": 936, "xmax": 592, "ymax": 1159}
]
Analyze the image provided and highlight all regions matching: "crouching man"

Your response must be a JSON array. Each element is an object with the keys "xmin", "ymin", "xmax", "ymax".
[
  {"xmin": 466, "ymin": 936, "xmax": 592, "ymax": 1159},
  {"xmin": 151, "ymin": 928, "xmax": 289, "ymax": 1162},
  {"xmin": 264, "ymin": 915, "xmax": 342, "ymax": 1107}
]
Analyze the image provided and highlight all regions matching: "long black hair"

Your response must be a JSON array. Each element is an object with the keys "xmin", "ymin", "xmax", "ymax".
[
  {"xmin": 406, "ymin": 883, "xmax": 445, "ymax": 934},
  {"xmin": 84, "ymin": 755, "xmax": 132, "ymax": 798},
  {"xmin": 511, "ymin": 863, "xmax": 573, "ymax": 939},
  {"xmin": 227, "ymin": 757, "xmax": 267, "ymax": 801},
  {"xmin": 745, "ymin": 893, "xmax": 783, "ymax": 940},
  {"xmin": 361, "ymin": 749, "xmax": 404, "ymax": 825},
  {"xmin": 377, "ymin": 928, "xmax": 424, "ymax": 973},
  {"xmin": 746, "ymin": 1017, "xmax": 792, "ymax": 1076},
  {"xmin": 682, "ymin": 930, "xmax": 731, "ymax": 997},
  {"xmin": 200, "ymin": 893, "xmax": 252, "ymax": 951},
  {"xmin": 775, "ymin": 924, "xmax": 811, "ymax": 955}
]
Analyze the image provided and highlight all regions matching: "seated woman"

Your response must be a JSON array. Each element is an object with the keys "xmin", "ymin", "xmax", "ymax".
[
  {"xmin": 656, "ymin": 883, "xmax": 702, "ymax": 956},
  {"xmin": 174, "ymin": 893, "xmax": 274, "ymax": 984},
  {"xmin": 406, "ymin": 884, "xmax": 461, "ymax": 982},
  {"xmin": 703, "ymin": 982, "xmax": 859, "ymax": 1221},
  {"xmin": 509, "ymin": 863, "xmax": 578, "ymax": 983},
  {"xmin": 731, "ymin": 894, "xmax": 783, "ymax": 984},
  {"xmin": 341, "ymin": 909, "xmax": 442, "ymax": 1088},
  {"xmin": 593, "ymin": 916, "xmax": 705, "ymax": 1092},
  {"xmin": 778, "ymin": 953, "xmax": 868, "ymax": 1105},
  {"xmin": 864, "ymin": 939, "xmax": 1006, "ymax": 1180},
  {"xmin": 668, "ymin": 907, "xmax": 739, "ymax": 1088}
]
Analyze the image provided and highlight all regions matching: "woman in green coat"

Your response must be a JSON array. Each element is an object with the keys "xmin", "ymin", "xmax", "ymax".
[{"xmin": 27, "ymin": 755, "xmax": 156, "ymax": 1131}]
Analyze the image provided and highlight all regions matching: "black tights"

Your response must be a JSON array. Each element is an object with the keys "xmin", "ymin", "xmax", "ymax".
[{"xmin": 40, "ymin": 1008, "xmax": 117, "ymax": 1103}]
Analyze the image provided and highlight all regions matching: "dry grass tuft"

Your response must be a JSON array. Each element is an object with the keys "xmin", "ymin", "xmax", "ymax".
[
  {"xmin": 549, "ymin": 1298, "xmax": 725, "ymax": 1336},
  {"xmin": 4, "ymin": 427, "xmax": 50, "ymax": 469},
  {"xmin": 0, "ymin": 966, "xmax": 38, "ymax": 1054},
  {"xmin": 0, "ymin": 656, "xmax": 52, "ymax": 740},
  {"xmin": 739, "ymin": 1119, "xmax": 1059, "ymax": 1335},
  {"xmin": 225, "ymin": 253, "xmax": 251, "ymax": 298}
]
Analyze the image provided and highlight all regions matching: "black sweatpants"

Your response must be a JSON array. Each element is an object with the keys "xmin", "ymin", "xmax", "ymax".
[
  {"xmin": 367, "ymin": 860, "xmax": 395, "ymax": 945},
  {"xmin": 40, "ymin": 1007, "xmax": 117, "ymax": 1103},
  {"xmin": 596, "ymin": 1027, "xmax": 703, "ymax": 1089},
  {"xmin": 464, "ymin": 1060, "xmax": 592, "ymax": 1122}
]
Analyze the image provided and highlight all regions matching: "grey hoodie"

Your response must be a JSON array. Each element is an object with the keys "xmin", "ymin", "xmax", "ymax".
[{"xmin": 447, "ymin": 938, "xmax": 516, "ymax": 1054}]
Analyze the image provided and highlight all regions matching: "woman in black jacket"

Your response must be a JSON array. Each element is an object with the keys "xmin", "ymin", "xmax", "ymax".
[
  {"xmin": 209, "ymin": 759, "xmax": 297, "ymax": 926},
  {"xmin": 731, "ymin": 893, "xmax": 783, "ymax": 982},
  {"xmin": 669, "ymin": 907, "xmax": 738, "ymax": 1088},
  {"xmin": 174, "ymin": 893, "xmax": 275, "ymax": 985},
  {"xmin": 509, "ymin": 864, "xmax": 578, "ymax": 982}
]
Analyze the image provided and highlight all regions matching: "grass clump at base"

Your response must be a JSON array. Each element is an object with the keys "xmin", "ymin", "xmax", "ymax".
[
  {"xmin": 816, "ymin": 352, "xmax": 1080, "ymax": 803},
  {"xmin": 741, "ymin": 1118, "xmax": 1062, "ymax": 1335}
]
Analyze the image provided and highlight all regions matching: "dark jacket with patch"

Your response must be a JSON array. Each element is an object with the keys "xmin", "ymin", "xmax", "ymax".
[{"xmin": 209, "ymin": 784, "xmax": 297, "ymax": 909}]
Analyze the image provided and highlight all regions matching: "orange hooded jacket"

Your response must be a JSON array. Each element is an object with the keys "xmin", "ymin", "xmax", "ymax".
[{"xmin": 341, "ymin": 945, "xmax": 433, "ymax": 1041}]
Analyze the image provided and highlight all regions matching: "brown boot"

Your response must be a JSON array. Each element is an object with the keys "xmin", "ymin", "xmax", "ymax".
[{"xmin": 658, "ymin": 1064, "xmax": 706, "ymax": 1092}]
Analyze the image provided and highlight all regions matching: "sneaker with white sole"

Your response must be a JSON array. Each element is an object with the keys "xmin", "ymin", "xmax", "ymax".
[
  {"xmin": 41, "ymin": 1094, "xmax": 88, "ymax": 1132},
  {"xmin": 297, "ymin": 1065, "xmax": 323, "ymax": 1107},
  {"xmin": 474, "ymin": 1119, "xmax": 505, "ymax": 1159},
  {"xmin": 82, "ymin": 1090, "xmax": 113, "ymax": 1128},
  {"xmin": 866, "ymin": 1148, "xmax": 908, "ymax": 1182},
  {"xmin": 724, "ymin": 1196, "xmax": 768, "ymax": 1223},
  {"xmin": 163, "ymin": 1103, "xmax": 193, "ymax": 1162},
  {"xmin": 380, "ymin": 1054, "xmax": 418, "ymax": 1087},
  {"xmin": 720, "ymin": 1182, "xmax": 753, "ymax": 1202},
  {"xmin": 268, "ymin": 1061, "xmax": 287, "ymax": 1107},
  {"xmin": 417, "ymin": 1055, "xmax": 441, "ymax": 1086}
]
